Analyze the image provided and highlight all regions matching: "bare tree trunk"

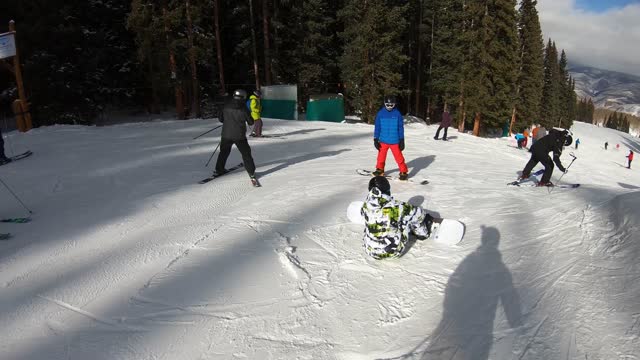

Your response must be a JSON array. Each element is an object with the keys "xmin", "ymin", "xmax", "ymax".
[
  {"xmin": 249, "ymin": 0, "xmax": 261, "ymax": 90},
  {"xmin": 509, "ymin": 106, "xmax": 516, "ymax": 136},
  {"xmin": 426, "ymin": 10, "xmax": 435, "ymax": 122},
  {"xmin": 262, "ymin": 0, "xmax": 272, "ymax": 85},
  {"xmin": 163, "ymin": 5, "xmax": 185, "ymax": 119},
  {"xmin": 213, "ymin": 0, "xmax": 226, "ymax": 95},
  {"xmin": 185, "ymin": 0, "xmax": 201, "ymax": 117},
  {"xmin": 458, "ymin": 80, "xmax": 465, "ymax": 132},
  {"xmin": 473, "ymin": 112, "xmax": 481, "ymax": 136},
  {"xmin": 414, "ymin": 0, "xmax": 423, "ymax": 116}
]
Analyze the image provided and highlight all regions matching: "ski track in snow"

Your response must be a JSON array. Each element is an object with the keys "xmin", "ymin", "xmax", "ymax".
[{"xmin": 0, "ymin": 119, "xmax": 639, "ymax": 359}]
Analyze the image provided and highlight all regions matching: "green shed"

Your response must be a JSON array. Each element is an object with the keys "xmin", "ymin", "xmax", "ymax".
[
  {"xmin": 261, "ymin": 85, "xmax": 298, "ymax": 120},
  {"xmin": 306, "ymin": 94, "xmax": 345, "ymax": 123}
]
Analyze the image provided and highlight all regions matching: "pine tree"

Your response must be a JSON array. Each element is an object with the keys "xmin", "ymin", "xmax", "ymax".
[
  {"xmin": 587, "ymin": 98, "xmax": 595, "ymax": 123},
  {"xmin": 297, "ymin": 0, "xmax": 341, "ymax": 109},
  {"xmin": 430, "ymin": 0, "xmax": 465, "ymax": 116},
  {"xmin": 484, "ymin": 0, "xmax": 519, "ymax": 129},
  {"xmin": 462, "ymin": 0, "xmax": 492, "ymax": 135},
  {"xmin": 540, "ymin": 39, "xmax": 560, "ymax": 129},
  {"xmin": 515, "ymin": 0, "xmax": 544, "ymax": 130},
  {"xmin": 339, "ymin": 0, "xmax": 409, "ymax": 124}
]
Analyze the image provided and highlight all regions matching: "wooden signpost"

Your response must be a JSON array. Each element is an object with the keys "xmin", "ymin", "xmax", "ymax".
[{"xmin": 1, "ymin": 20, "xmax": 32, "ymax": 132}]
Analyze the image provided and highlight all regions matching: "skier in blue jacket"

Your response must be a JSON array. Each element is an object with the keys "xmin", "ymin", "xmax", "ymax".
[{"xmin": 372, "ymin": 95, "xmax": 408, "ymax": 180}]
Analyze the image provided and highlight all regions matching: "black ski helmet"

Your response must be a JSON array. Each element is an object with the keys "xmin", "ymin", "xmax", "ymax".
[
  {"xmin": 561, "ymin": 130, "xmax": 573, "ymax": 146},
  {"xmin": 253, "ymin": 89, "xmax": 262, "ymax": 97},
  {"xmin": 368, "ymin": 176, "xmax": 391, "ymax": 195},
  {"xmin": 564, "ymin": 134, "xmax": 573, "ymax": 147},
  {"xmin": 384, "ymin": 95, "xmax": 396, "ymax": 105},
  {"xmin": 233, "ymin": 89, "xmax": 247, "ymax": 100}
]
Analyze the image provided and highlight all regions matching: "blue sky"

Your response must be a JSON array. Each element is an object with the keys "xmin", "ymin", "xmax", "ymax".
[
  {"xmin": 576, "ymin": 0, "xmax": 639, "ymax": 12},
  {"xmin": 538, "ymin": 0, "xmax": 640, "ymax": 76}
]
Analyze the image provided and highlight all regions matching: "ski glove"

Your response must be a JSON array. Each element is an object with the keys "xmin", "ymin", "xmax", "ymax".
[
  {"xmin": 374, "ymin": 138, "xmax": 381, "ymax": 150},
  {"xmin": 399, "ymin": 139, "xmax": 405, "ymax": 151},
  {"xmin": 558, "ymin": 165, "xmax": 567, "ymax": 173}
]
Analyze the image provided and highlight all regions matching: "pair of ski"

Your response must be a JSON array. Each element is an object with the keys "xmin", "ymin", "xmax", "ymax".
[
  {"xmin": 0, "ymin": 150, "xmax": 33, "ymax": 166},
  {"xmin": 0, "ymin": 217, "xmax": 31, "ymax": 240},
  {"xmin": 507, "ymin": 169, "xmax": 580, "ymax": 188},
  {"xmin": 198, "ymin": 163, "xmax": 261, "ymax": 187},
  {"xmin": 356, "ymin": 169, "xmax": 429, "ymax": 185}
]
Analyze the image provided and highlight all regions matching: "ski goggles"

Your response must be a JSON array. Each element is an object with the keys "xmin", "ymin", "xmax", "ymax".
[{"xmin": 384, "ymin": 102, "xmax": 396, "ymax": 110}]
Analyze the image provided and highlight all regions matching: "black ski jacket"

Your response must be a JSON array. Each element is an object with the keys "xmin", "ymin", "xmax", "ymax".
[
  {"xmin": 219, "ymin": 98, "xmax": 254, "ymax": 141},
  {"xmin": 530, "ymin": 128, "xmax": 566, "ymax": 171}
]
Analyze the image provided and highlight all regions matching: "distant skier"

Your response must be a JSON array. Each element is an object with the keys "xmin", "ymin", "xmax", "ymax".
[
  {"xmin": 361, "ymin": 176, "xmax": 434, "ymax": 259},
  {"xmin": 575, "ymin": 138, "xmax": 580, "ymax": 150},
  {"xmin": 514, "ymin": 133, "xmax": 526, "ymax": 149},
  {"xmin": 616, "ymin": 143, "xmax": 620, "ymax": 150},
  {"xmin": 531, "ymin": 125, "xmax": 539, "ymax": 145},
  {"xmin": 0, "ymin": 128, "xmax": 9, "ymax": 165},
  {"xmin": 534, "ymin": 125, "xmax": 547, "ymax": 143},
  {"xmin": 604, "ymin": 141, "xmax": 608, "ymax": 150},
  {"xmin": 372, "ymin": 95, "xmax": 408, "ymax": 180},
  {"xmin": 519, "ymin": 128, "xmax": 573, "ymax": 187},
  {"xmin": 627, "ymin": 150, "xmax": 633, "ymax": 169},
  {"xmin": 214, "ymin": 89, "xmax": 257, "ymax": 182},
  {"xmin": 434, "ymin": 106, "xmax": 452, "ymax": 141},
  {"xmin": 249, "ymin": 90, "xmax": 263, "ymax": 137}
]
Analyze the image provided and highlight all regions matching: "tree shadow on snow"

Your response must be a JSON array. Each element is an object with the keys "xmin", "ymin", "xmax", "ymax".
[
  {"xmin": 387, "ymin": 155, "xmax": 435, "ymax": 178},
  {"xmin": 256, "ymin": 148, "xmax": 351, "ymax": 177},
  {"xmin": 266, "ymin": 128, "xmax": 326, "ymax": 137},
  {"xmin": 618, "ymin": 182, "xmax": 639, "ymax": 189},
  {"xmin": 418, "ymin": 226, "xmax": 523, "ymax": 360}
]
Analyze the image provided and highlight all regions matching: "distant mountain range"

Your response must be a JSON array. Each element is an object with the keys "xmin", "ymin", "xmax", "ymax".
[{"xmin": 570, "ymin": 65, "xmax": 640, "ymax": 117}]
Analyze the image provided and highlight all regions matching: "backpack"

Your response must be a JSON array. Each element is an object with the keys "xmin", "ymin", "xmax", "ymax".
[{"xmin": 246, "ymin": 99, "xmax": 252, "ymax": 111}]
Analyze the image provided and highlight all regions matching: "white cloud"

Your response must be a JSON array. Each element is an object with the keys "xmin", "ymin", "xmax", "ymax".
[{"xmin": 537, "ymin": 0, "xmax": 640, "ymax": 76}]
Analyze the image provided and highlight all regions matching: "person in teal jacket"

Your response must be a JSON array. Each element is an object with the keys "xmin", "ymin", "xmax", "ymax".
[{"xmin": 373, "ymin": 95, "xmax": 408, "ymax": 180}]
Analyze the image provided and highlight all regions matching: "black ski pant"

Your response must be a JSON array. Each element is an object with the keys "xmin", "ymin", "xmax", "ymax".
[
  {"xmin": 0, "ymin": 127, "xmax": 5, "ymax": 158},
  {"xmin": 629, "ymin": 159, "xmax": 632, "ymax": 169},
  {"xmin": 434, "ymin": 125, "xmax": 448, "ymax": 140},
  {"xmin": 522, "ymin": 148, "xmax": 554, "ymax": 183},
  {"xmin": 215, "ymin": 138, "xmax": 256, "ymax": 176}
]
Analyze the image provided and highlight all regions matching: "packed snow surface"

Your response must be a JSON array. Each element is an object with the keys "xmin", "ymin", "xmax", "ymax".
[{"xmin": 0, "ymin": 118, "xmax": 639, "ymax": 359}]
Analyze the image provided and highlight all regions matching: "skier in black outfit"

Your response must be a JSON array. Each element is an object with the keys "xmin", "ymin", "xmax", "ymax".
[
  {"xmin": 519, "ymin": 128, "xmax": 572, "ymax": 187},
  {"xmin": 0, "ymin": 128, "xmax": 9, "ymax": 165},
  {"xmin": 214, "ymin": 89, "xmax": 257, "ymax": 181}
]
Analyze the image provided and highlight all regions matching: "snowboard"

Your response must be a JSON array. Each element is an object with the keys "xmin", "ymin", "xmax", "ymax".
[
  {"xmin": 511, "ymin": 182, "xmax": 580, "ymax": 188},
  {"xmin": 356, "ymin": 169, "xmax": 429, "ymax": 185},
  {"xmin": 0, "ymin": 217, "xmax": 31, "ymax": 223},
  {"xmin": 198, "ymin": 163, "xmax": 244, "ymax": 184},
  {"xmin": 347, "ymin": 201, "xmax": 464, "ymax": 245},
  {"xmin": 0, "ymin": 150, "xmax": 33, "ymax": 166}
]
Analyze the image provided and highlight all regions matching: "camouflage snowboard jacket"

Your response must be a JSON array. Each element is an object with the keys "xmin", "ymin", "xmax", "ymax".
[{"xmin": 361, "ymin": 188, "xmax": 429, "ymax": 259}]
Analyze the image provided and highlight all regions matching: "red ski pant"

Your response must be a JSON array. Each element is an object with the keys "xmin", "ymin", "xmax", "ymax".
[{"xmin": 376, "ymin": 142, "xmax": 408, "ymax": 173}]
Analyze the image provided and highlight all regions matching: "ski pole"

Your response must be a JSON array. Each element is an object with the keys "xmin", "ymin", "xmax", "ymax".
[
  {"xmin": 193, "ymin": 124, "xmax": 222, "ymax": 140},
  {"xmin": 205, "ymin": 142, "xmax": 221, "ymax": 168},
  {"xmin": 550, "ymin": 153, "xmax": 577, "ymax": 194},
  {"xmin": 0, "ymin": 176, "xmax": 32, "ymax": 214}
]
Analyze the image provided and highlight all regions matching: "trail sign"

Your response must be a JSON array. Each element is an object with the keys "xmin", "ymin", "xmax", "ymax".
[{"xmin": 0, "ymin": 32, "xmax": 16, "ymax": 59}]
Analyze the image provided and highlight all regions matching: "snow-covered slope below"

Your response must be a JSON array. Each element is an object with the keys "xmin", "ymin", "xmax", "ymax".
[{"xmin": 0, "ymin": 118, "xmax": 638, "ymax": 359}]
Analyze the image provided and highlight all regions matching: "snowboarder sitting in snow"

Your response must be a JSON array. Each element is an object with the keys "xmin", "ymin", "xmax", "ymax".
[
  {"xmin": 519, "ymin": 128, "xmax": 572, "ymax": 187},
  {"xmin": 372, "ymin": 95, "xmax": 408, "ymax": 180},
  {"xmin": 361, "ymin": 176, "xmax": 434, "ymax": 259}
]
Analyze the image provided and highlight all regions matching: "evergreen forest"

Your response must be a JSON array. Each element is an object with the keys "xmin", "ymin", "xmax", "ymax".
[{"xmin": 0, "ymin": 0, "xmax": 578, "ymax": 135}]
